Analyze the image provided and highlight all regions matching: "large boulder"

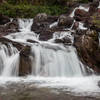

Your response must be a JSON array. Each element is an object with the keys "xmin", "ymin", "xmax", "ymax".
[
  {"xmin": 74, "ymin": 30, "xmax": 100, "ymax": 74},
  {"xmin": 58, "ymin": 15, "xmax": 74, "ymax": 28}
]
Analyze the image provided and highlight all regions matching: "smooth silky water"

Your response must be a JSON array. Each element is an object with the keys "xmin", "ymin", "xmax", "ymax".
[{"xmin": 0, "ymin": 18, "xmax": 99, "ymax": 97}]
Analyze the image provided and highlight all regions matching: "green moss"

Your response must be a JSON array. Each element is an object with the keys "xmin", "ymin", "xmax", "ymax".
[{"xmin": 0, "ymin": 2, "xmax": 68, "ymax": 18}]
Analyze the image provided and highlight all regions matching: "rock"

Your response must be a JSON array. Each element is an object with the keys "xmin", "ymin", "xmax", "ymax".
[
  {"xmin": 0, "ymin": 18, "xmax": 19, "ymax": 37},
  {"xmin": 58, "ymin": 15, "xmax": 74, "ymax": 28},
  {"xmin": 39, "ymin": 30, "xmax": 54, "ymax": 41},
  {"xmin": 72, "ymin": 21, "xmax": 79, "ymax": 30},
  {"xmin": 89, "ymin": 0, "xmax": 99, "ymax": 15},
  {"xmin": 76, "ymin": 29, "xmax": 87, "ymax": 35},
  {"xmin": 74, "ymin": 30, "xmax": 100, "ymax": 74},
  {"xmin": 0, "ymin": 37, "xmax": 23, "ymax": 51},
  {"xmin": 5, "ymin": 21, "xmax": 19, "ymax": 33},
  {"xmin": 31, "ymin": 14, "xmax": 58, "ymax": 41},
  {"xmin": 0, "ymin": 14, "xmax": 10, "ymax": 25},
  {"xmin": 55, "ymin": 36, "xmax": 72, "ymax": 45},
  {"xmin": 34, "ymin": 13, "xmax": 48, "ymax": 23},
  {"xmin": 74, "ymin": 9, "xmax": 90, "ymax": 21},
  {"xmin": 98, "ymin": 81, "xmax": 100, "ymax": 87},
  {"xmin": 90, "ymin": 14, "xmax": 100, "ymax": 31},
  {"xmin": 19, "ymin": 46, "xmax": 32, "ymax": 76},
  {"xmin": 27, "ymin": 39, "xmax": 39, "ymax": 43}
]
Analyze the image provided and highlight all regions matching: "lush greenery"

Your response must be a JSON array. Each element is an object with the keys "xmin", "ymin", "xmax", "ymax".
[
  {"xmin": 0, "ymin": 0, "xmax": 89, "ymax": 18},
  {"xmin": 0, "ymin": 2, "xmax": 68, "ymax": 18}
]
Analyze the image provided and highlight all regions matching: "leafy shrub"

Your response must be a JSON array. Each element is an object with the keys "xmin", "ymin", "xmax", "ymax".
[{"xmin": 0, "ymin": 2, "xmax": 68, "ymax": 18}]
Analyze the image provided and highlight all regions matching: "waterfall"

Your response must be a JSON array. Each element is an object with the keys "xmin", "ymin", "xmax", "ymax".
[
  {"xmin": 6, "ymin": 19, "xmax": 38, "ymax": 43},
  {"xmin": 2, "ymin": 19, "xmax": 87, "ymax": 77},
  {"xmin": 31, "ymin": 44, "xmax": 86, "ymax": 77},
  {"xmin": 0, "ymin": 44, "xmax": 19, "ymax": 77},
  {"xmin": 18, "ymin": 19, "xmax": 33, "ymax": 32}
]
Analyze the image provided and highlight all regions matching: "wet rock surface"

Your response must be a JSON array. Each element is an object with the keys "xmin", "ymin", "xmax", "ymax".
[
  {"xmin": 19, "ymin": 46, "xmax": 32, "ymax": 76},
  {"xmin": 58, "ymin": 15, "xmax": 74, "ymax": 28},
  {"xmin": 74, "ymin": 30, "xmax": 100, "ymax": 74},
  {"xmin": 0, "ymin": 18, "xmax": 19, "ymax": 36}
]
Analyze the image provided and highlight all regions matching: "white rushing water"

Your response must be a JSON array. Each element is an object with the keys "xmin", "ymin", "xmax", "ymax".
[
  {"xmin": 0, "ymin": 18, "xmax": 99, "ymax": 96},
  {"xmin": 0, "ymin": 44, "xmax": 19, "ymax": 77},
  {"xmin": 4, "ymin": 19, "xmax": 86, "ymax": 77},
  {"xmin": 31, "ymin": 45, "xmax": 85, "ymax": 77}
]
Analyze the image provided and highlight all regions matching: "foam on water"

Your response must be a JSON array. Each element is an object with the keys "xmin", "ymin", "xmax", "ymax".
[{"xmin": 0, "ymin": 75, "xmax": 100, "ymax": 97}]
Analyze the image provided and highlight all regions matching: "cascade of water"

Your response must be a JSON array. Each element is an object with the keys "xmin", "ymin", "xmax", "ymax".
[
  {"xmin": 4, "ymin": 19, "xmax": 87, "ymax": 77},
  {"xmin": 31, "ymin": 44, "xmax": 86, "ymax": 77},
  {"xmin": 0, "ymin": 44, "xmax": 19, "ymax": 77},
  {"xmin": 18, "ymin": 19, "xmax": 33, "ymax": 32},
  {"xmin": 6, "ymin": 19, "xmax": 39, "ymax": 43}
]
